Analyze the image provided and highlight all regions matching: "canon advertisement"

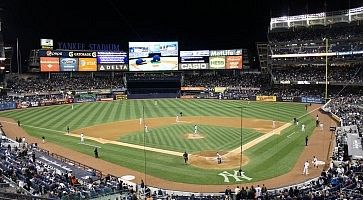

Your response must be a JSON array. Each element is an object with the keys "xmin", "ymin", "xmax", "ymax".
[
  {"xmin": 97, "ymin": 52, "xmax": 128, "ymax": 71},
  {"xmin": 129, "ymin": 42, "xmax": 178, "ymax": 71},
  {"xmin": 179, "ymin": 50, "xmax": 209, "ymax": 70}
]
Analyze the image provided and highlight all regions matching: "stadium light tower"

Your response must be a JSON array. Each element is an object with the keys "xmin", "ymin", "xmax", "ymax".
[{"xmin": 323, "ymin": 37, "xmax": 328, "ymax": 100}]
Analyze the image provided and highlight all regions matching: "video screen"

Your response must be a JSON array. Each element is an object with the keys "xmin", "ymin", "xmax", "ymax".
[{"xmin": 129, "ymin": 42, "xmax": 178, "ymax": 71}]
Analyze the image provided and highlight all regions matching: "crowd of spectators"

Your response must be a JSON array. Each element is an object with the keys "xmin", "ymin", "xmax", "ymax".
[
  {"xmin": 6, "ymin": 76, "xmax": 125, "ymax": 94},
  {"xmin": 0, "ymin": 137, "xmax": 132, "ymax": 199},
  {"xmin": 183, "ymin": 73, "xmax": 268, "ymax": 89},
  {"xmin": 272, "ymin": 65, "xmax": 363, "ymax": 84},
  {"xmin": 328, "ymin": 95, "xmax": 363, "ymax": 133},
  {"xmin": 269, "ymin": 25, "xmax": 363, "ymax": 43}
]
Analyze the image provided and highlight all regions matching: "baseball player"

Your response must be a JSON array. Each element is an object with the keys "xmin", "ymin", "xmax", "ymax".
[
  {"xmin": 217, "ymin": 152, "xmax": 222, "ymax": 164},
  {"xmin": 80, "ymin": 133, "xmax": 84, "ymax": 143},
  {"xmin": 144, "ymin": 125, "xmax": 149, "ymax": 133},
  {"xmin": 320, "ymin": 122, "xmax": 324, "ymax": 131},
  {"xmin": 194, "ymin": 125, "xmax": 198, "ymax": 135},
  {"xmin": 301, "ymin": 124, "xmax": 305, "ymax": 132},
  {"xmin": 312, "ymin": 156, "xmax": 318, "ymax": 168},
  {"xmin": 303, "ymin": 160, "xmax": 309, "ymax": 175},
  {"xmin": 176, "ymin": 115, "xmax": 179, "ymax": 123},
  {"xmin": 272, "ymin": 120, "xmax": 276, "ymax": 128},
  {"xmin": 139, "ymin": 118, "xmax": 142, "ymax": 125},
  {"xmin": 183, "ymin": 151, "xmax": 188, "ymax": 164}
]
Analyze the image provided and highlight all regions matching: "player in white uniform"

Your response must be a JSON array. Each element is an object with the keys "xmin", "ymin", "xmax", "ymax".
[
  {"xmin": 144, "ymin": 125, "xmax": 148, "ymax": 133},
  {"xmin": 176, "ymin": 115, "xmax": 179, "ymax": 123},
  {"xmin": 80, "ymin": 133, "xmax": 84, "ymax": 143},
  {"xmin": 194, "ymin": 125, "xmax": 198, "ymax": 135},
  {"xmin": 217, "ymin": 152, "xmax": 222, "ymax": 164},
  {"xmin": 313, "ymin": 156, "xmax": 318, "ymax": 168},
  {"xmin": 303, "ymin": 160, "xmax": 309, "ymax": 175},
  {"xmin": 301, "ymin": 124, "xmax": 305, "ymax": 132},
  {"xmin": 272, "ymin": 120, "xmax": 276, "ymax": 128}
]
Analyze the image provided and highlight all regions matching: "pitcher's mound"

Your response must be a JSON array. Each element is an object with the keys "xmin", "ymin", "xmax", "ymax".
[
  {"xmin": 184, "ymin": 133, "xmax": 205, "ymax": 140},
  {"xmin": 189, "ymin": 151, "xmax": 249, "ymax": 169}
]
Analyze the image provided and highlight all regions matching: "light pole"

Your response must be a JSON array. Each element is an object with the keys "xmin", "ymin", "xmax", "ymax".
[
  {"xmin": 239, "ymin": 106, "xmax": 243, "ymax": 175},
  {"xmin": 325, "ymin": 38, "xmax": 328, "ymax": 100}
]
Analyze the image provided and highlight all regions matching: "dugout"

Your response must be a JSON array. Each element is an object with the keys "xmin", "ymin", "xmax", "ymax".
[{"xmin": 126, "ymin": 73, "xmax": 181, "ymax": 99}]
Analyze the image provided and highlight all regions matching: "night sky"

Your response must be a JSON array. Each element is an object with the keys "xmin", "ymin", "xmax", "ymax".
[{"xmin": 1, "ymin": 0, "xmax": 362, "ymax": 62}]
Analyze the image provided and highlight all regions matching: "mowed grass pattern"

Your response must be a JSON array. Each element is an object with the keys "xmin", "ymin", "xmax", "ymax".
[
  {"xmin": 0, "ymin": 99, "xmax": 315, "ymax": 184},
  {"xmin": 121, "ymin": 124, "xmax": 262, "ymax": 153},
  {"xmin": 0, "ymin": 99, "xmax": 306, "ymax": 131}
]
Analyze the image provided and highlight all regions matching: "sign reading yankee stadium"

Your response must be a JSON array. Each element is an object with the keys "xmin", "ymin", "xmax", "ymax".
[{"xmin": 57, "ymin": 42, "xmax": 120, "ymax": 51}]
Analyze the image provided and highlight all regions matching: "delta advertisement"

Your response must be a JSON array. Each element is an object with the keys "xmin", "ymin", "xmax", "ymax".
[
  {"xmin": 129, "ymin": 42, "xmax": 178, "ymax": 71},
  {"xmin": 209, "ymin": 49, "xmax": 243, "ymax": 70},
  {"xmin": 179, "ymin": 50, "xmax": 209, "ymax": 70},
  {"xmin": 60, "ymin": 58, "xmax": 78, "ymax": 71},
  {"xmin": 78, "ymin": 58, "xmax": 97, "ymax": 71},
  {"xmin": 40, "ymin": 57, "xmax": 60, "ymax": 72},
  {"xmin": 97, "ymin": 52, "xmax": 128, "ymax": 71}
]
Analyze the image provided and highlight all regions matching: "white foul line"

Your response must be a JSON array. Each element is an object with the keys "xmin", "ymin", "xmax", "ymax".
[{"xmin": 287, "ymin": 132, "xmax": 296, "ymax": 138}]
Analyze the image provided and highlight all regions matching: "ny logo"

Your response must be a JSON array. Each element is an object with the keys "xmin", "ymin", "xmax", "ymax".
[{"xmin": 218, "ymin": 170, "xmax": 252, "ymax": 183}]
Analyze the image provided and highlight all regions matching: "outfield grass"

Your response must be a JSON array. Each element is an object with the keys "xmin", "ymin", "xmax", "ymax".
[{"xmin": 0, "ymin": 99, "xmax": 315, "ymax": 184}]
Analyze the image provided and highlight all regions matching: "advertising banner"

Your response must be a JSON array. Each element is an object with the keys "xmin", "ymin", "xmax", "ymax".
[
  {"xmin": 179, "ymin": 50, "xmax": 209, "ymax": 70},
  {"xmin": 0, "ymin": 102, "xmax": 16, "ymax": 111},
  {"xmin": 179, "ymin": 63, "xmax": 209, "ymax": 70},
  {"xmin": 40, "ymin": 57, "xmax": 60, "ymax": 72},
  {"xmin": 214, "ymin": 87, "xmax": 227, "ymax": 93},
  {"xmin": 209, "ymin": 56, "xmax": 225, "ymax": 69},
  {"xmin": 129, "ymin": 42, "xmax": 178, "ymax": 71},
  {"xmin": 256, "ymin": 96, "xmax": 277, "ymax": 102},
  {"xmin": 225, "ymin": 56, "xmax": 243, "ymax": 69},
  {"xmin": 97, "ymin": 52, "xmax": 128, "ymax": 64},
  {"xmin": 98, "ymin": 64, "xmax": 128, "ymax": 71},
  {"xmin": 60, "ymin": 58, "xmax": 78, "ymax": 71},
  {"xmin": 301, "ymin": 97, "xmax": 324, "ymax": 104},
  {"xmin": 78, "ymin": 58, "xmax": 97, "ymax": 71},
  {"xmin": 97, "ymin": 51, "xmax": 128, "ymax": 71},
  {"xmin": 276, "ymin": 96, "xmax": 299, "ymax": 102},
  {"xmin": 210, "ymin": 49, "xmax": 242, "ymax": 56},
  {"xmin": 41, "ymin": 39, "xmax": 53, "ymax": 49},
  {"xmin": 68, "ymin": 51, "xmax": 97, "ymax": 58},
  {"xmin": 181, "ymin": 87, "xmax": 205, "ymax": 91},
  {"xmin": 38, "ymin": 50, "xmax": 67, "ymax": 57},
  {"xmin": 115, "ymin": 94, "xmax": 127, "ymax": 100}
]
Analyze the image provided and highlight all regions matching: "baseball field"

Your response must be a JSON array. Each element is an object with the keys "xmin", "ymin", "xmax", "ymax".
[{"xmin": 0, "ymin": 99, "xmax": 316, "ymax": 185}]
